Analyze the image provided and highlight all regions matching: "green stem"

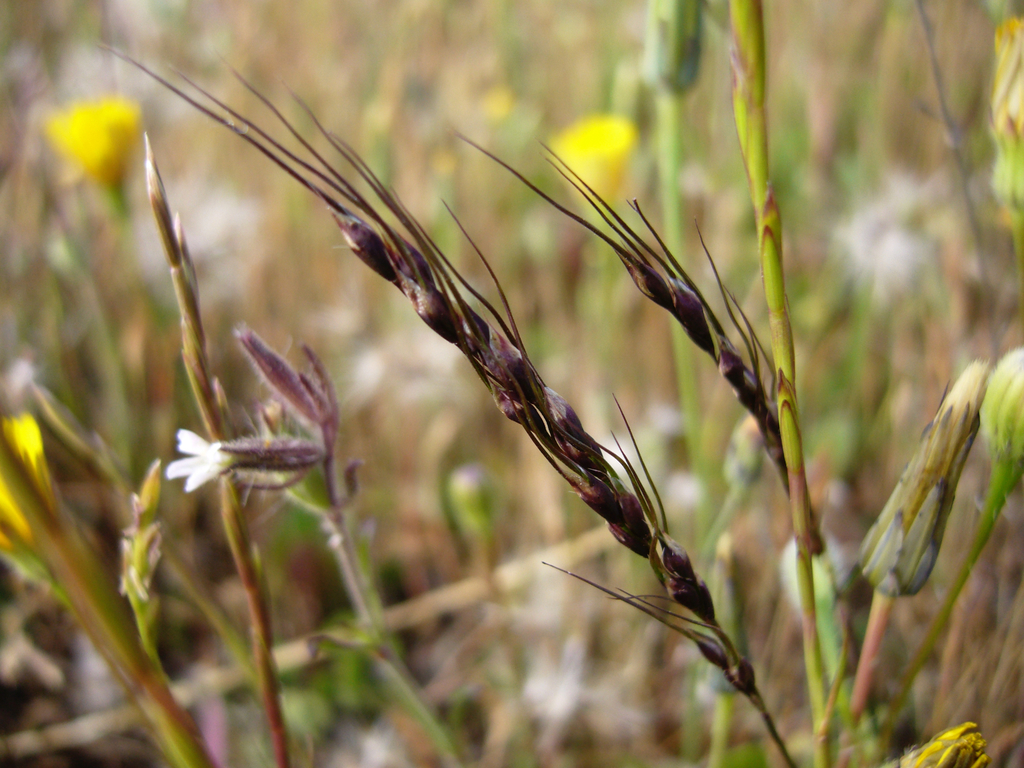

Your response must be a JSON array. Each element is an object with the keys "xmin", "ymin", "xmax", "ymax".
[
  {"xmin": 708, "ymin": 692, "xmax": 735, "ymax": 768},
  {"xmin": 729, "ymin": 3, "xmax": 830, "ymax": 766},
  {"xmin": 656, "ymin": 88, "xmax": 713, "ymax": 541},
  {"xmin": 849, "ymin": 592, "xmax": 893, "ymax": 724},
  {"xmin": 322, "ymin": 455, "xmax": 463, "ymax": 767},
  {"xmin": 218, "ymin": 482, "xmax": 292, "ymax": 768},
  {"xmin": 378, "ymin": 645, "xmax": 462, "ymax": 767},
  {"xmin": 1011, "ymin": 210, "xmax": 1024, "ymax": 342},
  {"xmin": 883, "ymin": 458, "xmax": 1021, "ymax": 740}
]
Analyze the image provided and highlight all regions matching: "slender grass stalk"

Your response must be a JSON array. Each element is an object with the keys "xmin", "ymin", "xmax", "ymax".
[
  {"xmin": 728, "ymin": 3, "xmax": 830, "ymax": 766},
  {"xmin": 146, "ymin": 139, "xmax": 292, "ymax": 768}
]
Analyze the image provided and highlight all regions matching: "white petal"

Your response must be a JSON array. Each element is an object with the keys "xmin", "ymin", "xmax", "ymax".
[
  {"xmin": 183, "ymin": 465, "xmax": 221, "ymax": 492},
  {"xmin": 176, "ymin": 429, "xmax": 210, "ymax": 456},
  {"xmin": 166, "ymin": 456, "xmax": 206, "ymax": 480}
]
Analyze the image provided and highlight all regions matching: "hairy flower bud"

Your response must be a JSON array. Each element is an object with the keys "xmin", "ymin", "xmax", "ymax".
[
  {"xmin": 860, "ymin": 362, "xmax": 990, "ymax": 596},
  {"xmin": 981, "ymin": 347, "xmax": 1024, "ymax": 465}
]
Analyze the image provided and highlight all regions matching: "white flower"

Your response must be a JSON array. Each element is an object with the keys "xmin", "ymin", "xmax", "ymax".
[{"xmin": 165, "ymin": 430, "xmax": 232, "ymax": 492}]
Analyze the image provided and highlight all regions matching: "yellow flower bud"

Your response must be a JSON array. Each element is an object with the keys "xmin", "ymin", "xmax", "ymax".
[
  {"xmin": 860, "ymin": 362, "xmax": 990, "ymax": 596},
  {"xmin": 550, "ymin": 114, "xmax": 638, "ymax": 202},
  {"xmin": 45, "ymin": 96, "xmax": 142, "ymax": 188},
  {"xmin": 888, "ymin": 723, "xmax": 990, "ymax": 768},
  {"xmin": 992, "ymin": 19, "xmax": 1024, "ymax": 209}
]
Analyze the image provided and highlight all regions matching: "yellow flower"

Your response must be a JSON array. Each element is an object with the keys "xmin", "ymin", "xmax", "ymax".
[
  {"xmin": 0, "ymin": 414, "xmax": 54, "ymax": 552},
  {"xmin": 45, "ymin": 96, "xmax": 142, "ymax": 188},
  {"xmin": 551, "ymin": 114, "xmax": 638, "ymax": 202},
  {"xmin": 892, "ymin": 723, "xmax": 990, "ymax": 768},
  {"xmin": 860, "ymin": 362, "xmax": 990, "ymax": 596},
  {"xmin": 992, "ymin": 19, "xmax": 1024, "ymax": 209}
]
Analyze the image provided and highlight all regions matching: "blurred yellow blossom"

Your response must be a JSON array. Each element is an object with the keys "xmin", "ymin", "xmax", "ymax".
[
  {"xmin": 992, "ymin": 19, "xmax": 1024, "ymax": 208},
  {"xmin": 0, "ymin": 414, "xmax": 53, "ymax": 552},
  {"xmin": 45, "ymin": 96, "xmax": 142, "ymax": 188},
  {"xmin": 551, "ymin": 114, "xmax": 638, "ymax": 202},
  {"xmin": 483, "ymin": 86, "xmax": 515, "ymax": 123}
]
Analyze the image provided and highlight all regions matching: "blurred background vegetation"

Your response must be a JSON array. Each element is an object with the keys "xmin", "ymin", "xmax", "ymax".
[{"xmin": 1, "ymin": 0, "xmax": 1022, "ymax": 766}]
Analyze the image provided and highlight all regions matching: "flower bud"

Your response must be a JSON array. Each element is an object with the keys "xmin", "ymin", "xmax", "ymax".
[
  {"xmin": 887, "ymin": 722, "xmax": 989, "ymax": 768},
  {"xmin": 643, "ymin": 0, "xmax": 703, "ymax": 93},
  {"xmin": 860, "ymin": 361, "xmax": 990, "ymax": 596},
  {"xmin": 981, "ymin": 347, "xmax": 1024, "ymax": 465},
  {"xmin": 992, "ymin": 19, "xmax": 1024, "ymax": 210}
]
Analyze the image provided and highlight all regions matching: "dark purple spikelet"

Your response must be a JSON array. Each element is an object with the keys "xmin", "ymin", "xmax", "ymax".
[
  {"xmin": 696, "ymin": 638, "xmax": 728, "ymax": 670},
  {"xmin": 236, "ymin": 327, "xmax": 322, "ymax": 424},
  {"xmin": 544, "ymin": 389, "xmax": 604, "ymax": 468},
  {"xmin": 669, "ymin": 279, "xmax": 714, "ymax": 353},
  {"xmin": 623, "ymin": 259, "xmax": 674, "ymax": 309},
  {"xmin": 485, "ymin": 333, "xmax": 532, "ymax": 394},
  {"xmin": 718, "ymin": 346, "xmax": 747, "ymax": 389},
  {"xmin": 732, "ymin": 658, "xmax": 756, "ymax": 696},
  {"xmin": 493, "ymin": 390, "xmax": 523, "ymax": 423},
  {"xmin": 608, "ymin": 523, "xmax": 652, "ymax": 557},
  {"xmin": 667, "ymin": 575, "xmax": 716, "ymax": 622},
  {"xmin": 618, "ymin": 492, "xmax": 648, "ymax": 534},
  {"xmin": 333, "ymin": 213, "xmax": 397, "ymax": 283},
  {"xmin": 568, "ymin": 471, "xmax": 624, "ymax": 527},
  {"xmin": 661, "ymin": 538, "xmax": 696, "ymax": 583},
  {"xmin": 408, "ymin": 282, "xmax": 461, "ymax": 344}
]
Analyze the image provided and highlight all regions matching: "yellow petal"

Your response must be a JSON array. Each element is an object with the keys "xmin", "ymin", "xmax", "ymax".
[
  {"xmin": 551, "ymin": 114, "xmax": 638, "ymax": 202},
  {"xmin": 0, "ymin": 414, "xmax": 49, "ymax": 551},
  {"xmin": 45, "ymin": 96, "xmax": 141, "ymax": 187}
]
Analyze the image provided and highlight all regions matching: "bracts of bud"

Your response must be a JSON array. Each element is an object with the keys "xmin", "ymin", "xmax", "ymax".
[{"xmin": 236, "ymin": 327, "xmax": 324, "ymax": 425}]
